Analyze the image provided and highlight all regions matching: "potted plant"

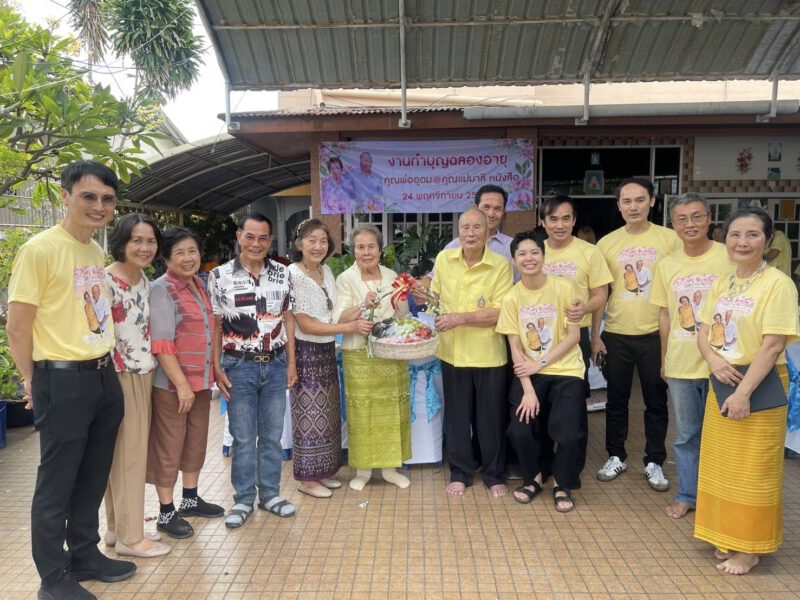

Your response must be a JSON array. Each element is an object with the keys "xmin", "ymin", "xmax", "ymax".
[{"xmin": 0, "ymin": 325, "xmax": 29, "ymax": 435}]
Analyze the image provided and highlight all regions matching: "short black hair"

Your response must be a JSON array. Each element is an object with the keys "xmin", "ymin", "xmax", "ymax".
[
  {"xmin": 511, "ymin": 229, "xmax": 547, "ymax": 258},
  {"xmin": 108, "ymin": 213, "xmax": 163, "ymax": 263},
  {"xmin": 161, "ymin": 227, "xmax": 200, "ymax": 260},
  {"xmin": 615, "ymin": 177, "xmax": 654, "ymax": 201},
  {"xmin": 474, "ymin": 184, "xmax": 508, "ymax": 209},
  {"xmin": 238, "ymin": 212, "xmax": 273, "ymax": 235},
  {"xmin": 290, "ymin": 218, "xmax": 335, "ymax": 262},
  {"xmin": 328, "ymin": 157, "xmax": 343, "ymax": 170},
  {"xmin": 539, "ymin": 194, "xmax": 576, "ymax": 221},
  {"xmin": 723, "ymin": 206, "xmax": 773, "ymax": 244},
  {"xmin": 61, "ymin": 160, "xmax": 119, "ymax": 194}
]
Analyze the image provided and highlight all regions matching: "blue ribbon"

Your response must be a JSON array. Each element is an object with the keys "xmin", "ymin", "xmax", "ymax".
[
  {"xmin": 787, "ymin": 347, "xmax": 800, "ymax": 432},
  {"xmin": 408, "ymin": 359, "xmax": 443, "ymax": 423}
]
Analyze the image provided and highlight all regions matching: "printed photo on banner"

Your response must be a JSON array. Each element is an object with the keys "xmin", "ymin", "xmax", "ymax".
[
  {"xmin": 618, "ymin": 247, "xmax": 657, "ymax": 299},
  {"xmin": 520, "ymin": 304, "xmax": 556, "ymax": 358},
  {"xmin": 318, "ymin": 139, "xmax": 535, "ymax": 214}
]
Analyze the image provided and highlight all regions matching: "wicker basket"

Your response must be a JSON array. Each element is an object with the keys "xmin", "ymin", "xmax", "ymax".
[{"xmin": 369, "ymin": 336, "xmax": 438, "ymax": 361}]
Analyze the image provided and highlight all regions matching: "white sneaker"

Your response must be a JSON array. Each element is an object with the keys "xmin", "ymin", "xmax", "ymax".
[
  {"xmin": 596, "ymin": 456, "xmax": 627, "ymax": 481},
  {"xmin": 644, "ymin": 462, "xmax": 670, "ymax": 492}
]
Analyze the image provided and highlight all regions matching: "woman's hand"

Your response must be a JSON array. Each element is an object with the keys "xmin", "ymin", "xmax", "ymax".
[
  {"xmin": 287, "ymin": 360, "xmax": 299, "ymax": 388},
  {"xmin": 176, "ymin": 384, "xmax": 195, "ymax": 415},
  {"xmin": 708, "ymin": 354, "xmax": 743, "ymax": 386},
  {"xmin": 363, "ymin": 291, "xmax": 379, "ymax": 309},
  {"xmin": 720, "ymin": 388, "xmax": 751, "ymax": 420},
  {"xmin": 516, "ymin": 390, "xmax": 540, "ymax": 423},
  {"xmin": 350, "ymin": 319, "xmax": 374, "ymax": 336},
  {"xmin": 513, "ymin": 358, "xmax": 541, "ymax": 378}
]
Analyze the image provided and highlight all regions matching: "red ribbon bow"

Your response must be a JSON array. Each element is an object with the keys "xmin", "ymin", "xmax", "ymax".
[{"xmin": 389, "ymin": 273, "xmax": 417, "ymax": 309}]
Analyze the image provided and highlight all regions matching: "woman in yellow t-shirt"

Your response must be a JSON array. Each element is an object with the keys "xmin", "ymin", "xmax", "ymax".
[
  {"xmin": 623, "ymin": 263, "xmax": 639, "ymax": 294},
  {"xmin": 677, "ymin": 295, "xmax": 697, "ymax": 332},
  {"xmin": 695, "ymin": 207, "xmax": 799, "ymax": 576}
]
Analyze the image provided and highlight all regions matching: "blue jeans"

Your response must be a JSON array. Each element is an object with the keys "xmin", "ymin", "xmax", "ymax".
[
  {"xmin": 667, "ymin": 377, "xmax": 708, "ymax": 508},
  {"xmin": 224, "ymin": 353, "xmax": 288, "ymax": 506}
]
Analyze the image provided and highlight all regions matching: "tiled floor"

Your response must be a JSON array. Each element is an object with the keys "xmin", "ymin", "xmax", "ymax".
[{"xmin": 1, "ymin": 386, "xmax": 799, "ymax": 600}]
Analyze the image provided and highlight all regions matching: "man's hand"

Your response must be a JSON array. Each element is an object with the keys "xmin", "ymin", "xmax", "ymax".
[
  {"xmin": 176, "ymin": 384, "xmax": 195, "ymax": 415},
  {"xmin": 434, "ymin": 313, "xmax": 462, "ymax": 332},
  {"xmin": 23, "ymin": 379, "xmax": 32, "ymax": 410},
  {"xmin": 515, "ymin": 390, "xmax": 540, "ymax": 423},
  {"xmin": 215, "ymin": 368, "xmax": 232, "ymax": 401},
  {"xmin": 565, "ymin": 299, "xmax": 585, "ymax": 323},
  {"xmin": 513, "ymin": 359, "xmax": 542, "ymax": 378},
  {"xmin": 411, "ymin": 280, "xmax": 431, "ymax": 305},
  {"xmin": 591, "ymin": 337, "xmax": 607, "ymax": 366}
]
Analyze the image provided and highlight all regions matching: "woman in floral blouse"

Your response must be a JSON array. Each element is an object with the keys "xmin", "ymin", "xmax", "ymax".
[{"xmin": 103, "ymin": 213, "xmax": 171, "ymax": 558}]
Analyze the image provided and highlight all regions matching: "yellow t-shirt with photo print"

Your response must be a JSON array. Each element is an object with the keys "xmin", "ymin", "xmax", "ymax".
[
  {"xmin": 650, "ymin": 242, "xmax": 733, "ymax": 378},
  {"xmin": 8, "ymin": 225, "xmax": 115, "ymax": 361},
  {"xmin": 598, "ymin": 223, "xmax": 680, "ymax": 335},
  {"xmin": 543, "ymin": 236, "xmax": 613, "ymax": 328},
  {"xmin": 496, "ymin": 276, "xmax": 584, "ymax": 379},
  {"xmin": 699, "ymin": 266, "xmax": 799, "ymax": 367}
]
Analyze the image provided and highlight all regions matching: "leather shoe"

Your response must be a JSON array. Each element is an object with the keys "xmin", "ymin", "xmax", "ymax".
[
  {"xmin": 38, "ymin": 571, "xmax": 96, "ymax": 600},
  {"xmin": 156, "ymin": 510, "xmax": 194, "ymax": 539},
  {"xmin": 104, "ymin": 530, "xmax": 161, "ymax": 546},
  {"xmin": 297, "ymin": 483, "xmax": 332, "ymax": 498},
  {"xmin": 70, "ymin": 552, "xmax": 136, "ymax": 583},
  {"xmin": 115, "ymin": 539, "xmax": 171, "ymax": 558}
]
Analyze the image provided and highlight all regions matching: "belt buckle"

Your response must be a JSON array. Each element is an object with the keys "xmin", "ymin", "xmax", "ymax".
[
  {"xmin": 96, "ymin": 355, "xmax": 109, "ymax": 369},
  {"xmin": 253, "ymin": 354, "xmax": 272, "ymax": 363}
]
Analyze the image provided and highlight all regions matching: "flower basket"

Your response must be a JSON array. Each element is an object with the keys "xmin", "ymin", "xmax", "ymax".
[{"xmin": 369, "ymin": 336, "xmax": 439, "ymax": 361}]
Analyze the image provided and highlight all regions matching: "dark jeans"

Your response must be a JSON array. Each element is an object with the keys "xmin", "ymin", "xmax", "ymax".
[
  {"xmin": 31, "ymin": 362, "xmax": 124, "ymax": 584},
  {"xmin": 601, "ymin": 331, "xmax": 669, "ymax": 466},
  {"xmin": 507, "ymin": 375, "xmax": 585, "ymax": 489},
  {"xmin": 441, "ymin": 361, "xmax": 508, "ymax": 487}
]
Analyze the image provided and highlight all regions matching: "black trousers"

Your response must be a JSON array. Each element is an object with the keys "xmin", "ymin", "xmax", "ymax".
[
  {"xmin": 441, "ymin": 361, "xmax": 508, "ymax": 487},
  {"xmin": 507, "ymin": 375, "xmax": 585, "ymax": 489},
  {"xmin": 601, "ymin": 331, "xmax": 669, "ymax": 466},
  {"xmin": 31, "ymin": 362, "xmax": 124, "ymax": 584}
]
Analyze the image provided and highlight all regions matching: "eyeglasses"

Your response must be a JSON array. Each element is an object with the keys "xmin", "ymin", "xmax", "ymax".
[
  {"xmin": 672, "ymin": 213, "xmax": 709, "ymax": 227},
  {"xmin": 321, "ymin": 286, "xmax": 333, "ymax": 311}
]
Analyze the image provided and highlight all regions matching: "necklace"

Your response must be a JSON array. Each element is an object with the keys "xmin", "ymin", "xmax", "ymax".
[
  {"xmin": 301, "ymin": 261, "xmax": 333, "ymax": 310},
  {"xmin": 727, "ymin": 260, "xmax": 767, "ymax": 298}
]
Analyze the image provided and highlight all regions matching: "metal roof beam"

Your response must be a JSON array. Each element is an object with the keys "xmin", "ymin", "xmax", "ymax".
[
  {"xmin": 177, "ymin": 159, "xmax": 311, "ymax": 209},
  {"xmin": 398, "ymin": 0, "xmax": 410, "ymax": 129},
  {"xmin": 576, "ymin": 0, "xmax": 620, "ymax": 125}
]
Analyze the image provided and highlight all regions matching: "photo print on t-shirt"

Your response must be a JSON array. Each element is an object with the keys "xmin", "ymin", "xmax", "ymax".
[
  {"xmin": 520, "ymin": 304, "xmax": 557, "ymax": 358},
  {"xmin": 671, "ymin": 274, "xmax": 718, "ymax": 337},
  {"xmin": 618, "ymin": 247, "xmax": 657, "ymax": 299},
  {"xmin": 708, "ymin": 295, "xmax": 754, "ymax": 362},
  {"xmin": 75, "ymin": 266, "xmax": 115, "ymax": 347}
]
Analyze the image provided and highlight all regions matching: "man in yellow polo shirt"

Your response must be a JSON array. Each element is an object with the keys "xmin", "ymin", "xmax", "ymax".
[
  {"xmin": 594, "ymin": 178, "xmax": 681, "ymax": 492},
  {"xmin": 650, "ymin": 193, "xmax": 732, "ymax": 519},
  {"xmin": 7, "ymin": 161, "xmax": 136, "ymax": 600},
  {"xmin": 431, "ymin": 208, "xmax": 513, "ymax": 498}
]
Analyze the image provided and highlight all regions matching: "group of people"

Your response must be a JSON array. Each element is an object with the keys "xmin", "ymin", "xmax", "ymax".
[
  {"xmin": 6, "ymin": 162, "xmax": 797, "ymax": 600},
  {"xmin": 321, "ymin": 152, "xmax": 385, "ymax": 213}
]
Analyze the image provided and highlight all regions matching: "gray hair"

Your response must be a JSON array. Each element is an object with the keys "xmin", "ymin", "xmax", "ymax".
[
  {"xmin": 350, "ymin": 223, "xmax": 383, "ymax": 249},
  {"xmin": 670, "ymin": 192, "xmax": 709, "ymax": 216},
  {"xmin": 458, "ymin": 207, "xmax": 488, "ymax": 228}
]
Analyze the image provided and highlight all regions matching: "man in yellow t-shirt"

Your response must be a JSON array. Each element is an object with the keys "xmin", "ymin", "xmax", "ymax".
[
  {"xmin": 540, "ymin": 195, "xmax": 613, "ymax": 488},
  {"xmin": 6, "ymin": 161, "xmax": 134, "ymax": 599},
  {"xmin": 594, "ymin": 178, "xmax": 681, "ymax": 492},
  {"xmin": 650, "ymin": 193, "xmax": 733, "ymax": 520},
  {"xmin": 431, "ymin": 208, "xmax": 513, "ymax": 498}
]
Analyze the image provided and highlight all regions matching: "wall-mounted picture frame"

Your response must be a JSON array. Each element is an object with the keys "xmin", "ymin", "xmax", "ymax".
[
  {"xmin": 584, "ymin": 170, "xmax": 605, "ymax": 195},
  {"xmin": 768, "ymin": 142, "xmax": 782, "ymax": 162},
  {"xmin": 768, "ymin": 167, "xmax": 781, "ymax": 180}
]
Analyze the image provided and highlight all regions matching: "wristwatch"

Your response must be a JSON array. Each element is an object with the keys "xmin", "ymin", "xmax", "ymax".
[{"xmin": 539, "ymin": 358, "xmax": 548, "ymax": 366}]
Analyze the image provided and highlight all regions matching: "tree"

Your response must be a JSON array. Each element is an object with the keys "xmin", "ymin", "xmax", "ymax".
[
  {"xmin": 68, "ymin": 0, "xmax": 202, "ymax": 102},
  {"xmin": 0, "ymin": 6, "xmax": 165, "ymax": 210}
]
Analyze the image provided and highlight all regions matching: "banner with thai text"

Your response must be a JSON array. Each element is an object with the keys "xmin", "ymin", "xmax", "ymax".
[{"xmin": 318, "ymin": 139, "xmax": 535, "ymax": 214}]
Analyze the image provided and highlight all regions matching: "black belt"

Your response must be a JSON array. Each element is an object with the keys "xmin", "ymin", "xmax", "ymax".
[
  {"xmin": 34, "ymin": 353, "xmax": 112, "ymax": 371},
  {"xmin": 224, "ymin": 347, "xmax": 284, "ymax": 364}
]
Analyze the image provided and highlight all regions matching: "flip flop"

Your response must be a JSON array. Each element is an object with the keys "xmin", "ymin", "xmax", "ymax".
[
  {"xmin": 513, "ymin": 482, "xmax": 543, "ymax": 504},
  {"xmin": 258, "ymin": 496, "xmax": 296, "ymax": 517}
]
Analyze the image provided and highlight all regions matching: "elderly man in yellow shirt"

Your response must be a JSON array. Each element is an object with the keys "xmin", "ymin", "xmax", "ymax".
[{"xmin": 431, "ymin": 208, "xmax": 514, "ymax": 497}]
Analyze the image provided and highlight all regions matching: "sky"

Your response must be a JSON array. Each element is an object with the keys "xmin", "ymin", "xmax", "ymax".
[{"xmin": 22, "ymin": 0, "xmax": 277, "ymax": 143}]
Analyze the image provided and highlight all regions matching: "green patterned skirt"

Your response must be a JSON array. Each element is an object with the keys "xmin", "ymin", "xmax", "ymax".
[{"xmin": 342, "ymin": 348, "xmax": 411, "ymax": 468}]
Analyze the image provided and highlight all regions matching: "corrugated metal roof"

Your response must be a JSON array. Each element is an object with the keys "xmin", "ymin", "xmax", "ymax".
[
  {"xmin": 124, "ymin": 136, "xmax": 310, "ymax": 213},
  {"xmin": 230, "ymin": 106, "xmax": 463, "ymax": 118},
  {"xmin": 196, "ymin": 0, "xmax": 800, "ymax": 91}
]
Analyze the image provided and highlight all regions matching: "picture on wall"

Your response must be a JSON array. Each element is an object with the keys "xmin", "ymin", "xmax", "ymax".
[
  {"xmin": 583, "ymin": 170, "xmax": 605, "ymax": 195},
  {"xmin": 768, "ymin": 167, "xmax": 781, "ymax": 180},
  {"xmin": 768, "ymin": 142, "xmax": 782, "ymax": 162}
]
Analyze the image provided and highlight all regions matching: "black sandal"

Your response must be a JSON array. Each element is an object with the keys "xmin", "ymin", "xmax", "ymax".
[
  {"xmin": 553, "ymin": 486, "xmax": 575, "ymax": 513},
  {"xmin": 513, "ymin": 481, "xmax": 543, "ymax": 504}
]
